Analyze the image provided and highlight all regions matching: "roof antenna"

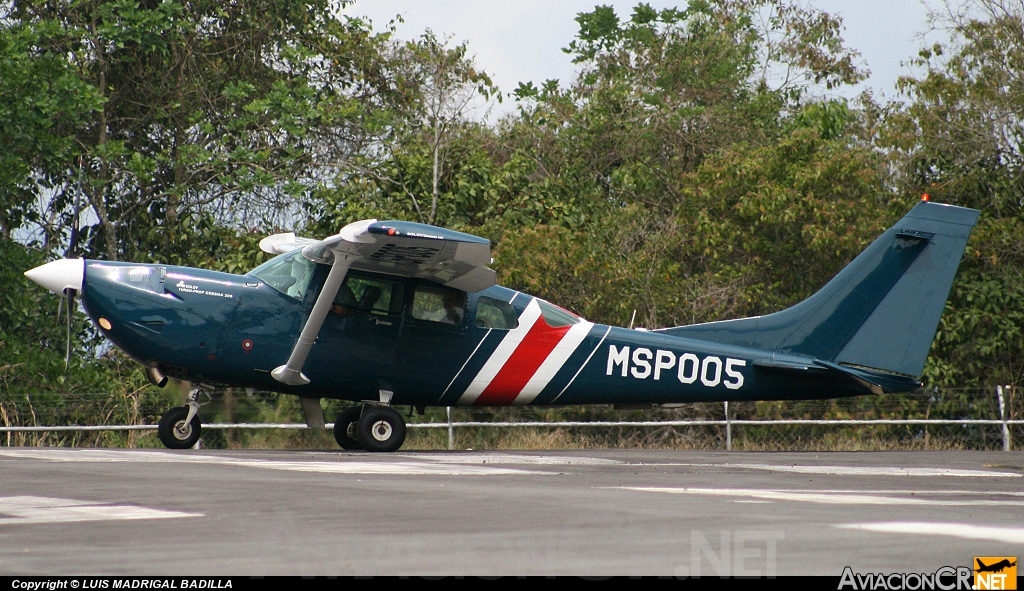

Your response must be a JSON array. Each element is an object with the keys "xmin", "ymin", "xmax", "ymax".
[{"xmin": 628, "ymin": 309, "xmax": 637, "ymax": 329}]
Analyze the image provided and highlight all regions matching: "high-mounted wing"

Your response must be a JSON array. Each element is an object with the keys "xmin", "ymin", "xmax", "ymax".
[
  {"xmin": 270, "ymin": 219, "xmax": 496, "ymax": 386},
  {"xmin": 258, "ymin": 232, "xmax": 318, "ymax": 255},
  {"xmin": 302, "ymin": 219, "xmax": 495, "ymax": 292}
]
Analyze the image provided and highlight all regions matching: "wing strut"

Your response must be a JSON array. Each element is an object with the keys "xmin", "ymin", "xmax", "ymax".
[{"xmin": 271, "ymin": 253, "xmax": 354, "ymax": 386}]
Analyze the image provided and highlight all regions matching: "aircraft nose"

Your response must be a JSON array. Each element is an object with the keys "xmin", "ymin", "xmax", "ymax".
[{"xmin": 25, "ymin": 258, "xmax": 85, "ymax": 296}]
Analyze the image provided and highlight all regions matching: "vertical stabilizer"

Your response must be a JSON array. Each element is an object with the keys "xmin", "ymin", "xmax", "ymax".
[{"xmin": 662, "ymin": 202, "xmax": 979, "ymax": 377}]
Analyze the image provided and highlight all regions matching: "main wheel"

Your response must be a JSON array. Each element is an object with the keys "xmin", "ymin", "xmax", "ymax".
[
  {"xmin": 333, "ymin": 406, "xmax": 363, "ymax": 450},
  {"xmin": 157, "ymin": 406, "xmax": 201, "ymax": 449},
  {"xmin": 356, "ymin": 406, "xmax": 406, "ymax": 452}
]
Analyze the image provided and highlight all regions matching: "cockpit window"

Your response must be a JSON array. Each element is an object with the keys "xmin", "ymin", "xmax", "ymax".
[
  {"xmin": 537, "ymin": 299, "xmax": 580, "ymax": 327},
  {"xmin": 249, "ymin": 251, "xmax": 316, "ymax": 299},
  {"xmin": 476, "ymin": 297, "xmax": 519, "ymax": 330}
]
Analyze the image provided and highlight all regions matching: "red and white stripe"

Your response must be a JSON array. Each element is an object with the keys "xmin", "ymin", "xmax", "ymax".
[{"xmin": 458, "ymin": 299, "xmax": 594, "ymax": 405}]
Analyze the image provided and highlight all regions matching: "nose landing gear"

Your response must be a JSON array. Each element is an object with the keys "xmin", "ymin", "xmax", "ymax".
[{"xmin": 156, "ymin": 386, "xmax": 208, "ymax": 449}]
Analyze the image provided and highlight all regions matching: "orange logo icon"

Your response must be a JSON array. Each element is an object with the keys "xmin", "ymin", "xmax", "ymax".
[{"xmin": 974, "ymin": 557, "xmax": 1017, "ymax": 590}]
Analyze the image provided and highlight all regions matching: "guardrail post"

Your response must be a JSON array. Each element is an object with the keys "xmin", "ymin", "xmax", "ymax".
[
  {"xmin": 447, "ymin": 406, "xmax": 454, "ymax": 450},
  {"xmin": 725, "ymin": 400, "xmax": 732, "ymax": 451},
  {"xmin": 997, "ymin": 385, "xmax": 1011, "ymax": 451}
]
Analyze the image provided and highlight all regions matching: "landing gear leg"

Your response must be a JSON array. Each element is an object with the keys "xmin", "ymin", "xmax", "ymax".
[{"xmin": 157, "ymin": 386, "xmax": 206, "ymax": 450}]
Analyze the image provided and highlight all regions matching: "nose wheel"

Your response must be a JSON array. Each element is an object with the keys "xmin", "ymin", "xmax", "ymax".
[
  {"xmin": 156, "ymin": 386, "xmax": 207, "ymax": 449},
  {"xmin": 157, "ymin": 406, "xmax": 201, "ymax": 449}
]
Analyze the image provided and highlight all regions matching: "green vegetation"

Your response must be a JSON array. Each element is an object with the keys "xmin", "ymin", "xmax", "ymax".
[{"xmin": 2, "ymin": 0, "xmax": 1022, "ymax": 450}]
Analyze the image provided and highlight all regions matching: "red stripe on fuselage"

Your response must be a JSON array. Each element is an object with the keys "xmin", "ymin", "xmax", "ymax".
[{"xmin": 474, "ymin": 318, "xmax": 571, "ymax": 405}]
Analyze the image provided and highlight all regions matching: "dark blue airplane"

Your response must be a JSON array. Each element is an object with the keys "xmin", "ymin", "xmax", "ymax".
[{"xmin": 25, "ymin": 199, "xmax": 979, "ymax": 452}]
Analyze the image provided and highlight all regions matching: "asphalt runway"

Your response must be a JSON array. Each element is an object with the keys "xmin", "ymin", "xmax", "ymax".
[{"xmin": 0, "ymin": 447, "xmax": 1021, "ymax": 577}]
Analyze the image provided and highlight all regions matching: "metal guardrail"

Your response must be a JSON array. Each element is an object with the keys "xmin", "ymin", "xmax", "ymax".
[
  {"xmin": 3, "ymin": 416, "xmax": 1019, "ymax": 451},
  {"xmin": 2, "ymin": 384, "xmax": 1018, "ymax": 450}
]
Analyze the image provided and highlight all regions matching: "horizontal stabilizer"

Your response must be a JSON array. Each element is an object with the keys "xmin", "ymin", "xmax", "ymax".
[{"xmin": 753, "ymin": 358, "xmax": 922, "ymax": 394}]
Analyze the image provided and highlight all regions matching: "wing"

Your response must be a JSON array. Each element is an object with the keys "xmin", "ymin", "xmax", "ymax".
[
  {"xmin": 269, "ymin": 219, "xmax": 495, "ymax": 386},
  {"xmin": 258, "ymin": 232, "xmax": 319, "ymax": 255},
  {"xmin": 301, "ymin": 219, "xmax": 496, "ymax": 292}
]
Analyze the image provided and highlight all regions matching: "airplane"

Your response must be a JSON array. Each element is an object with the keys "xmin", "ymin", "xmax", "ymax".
[
  {"xmin": 976, "ymin": 559, "xmax": 1016, "ymax": 573},
  {"xmin": 24, "ymin": 197, "xmax": 979, "ymax": 452}
]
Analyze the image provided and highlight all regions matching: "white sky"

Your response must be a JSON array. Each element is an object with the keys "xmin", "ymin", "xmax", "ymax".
[{"xmin": 343, "ymin": 0, "xmax": 949, "ymax": 118}]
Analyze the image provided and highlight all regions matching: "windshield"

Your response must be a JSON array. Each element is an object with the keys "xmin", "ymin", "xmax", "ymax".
[{"xmin": 249, "ymin": 250, "xmax": 317, "ymax": 299}]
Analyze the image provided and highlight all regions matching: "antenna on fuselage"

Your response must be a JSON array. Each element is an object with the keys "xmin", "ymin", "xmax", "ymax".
[{"xmin": 628, "ymin": 309, "xmax": 637, "ymax": 330}]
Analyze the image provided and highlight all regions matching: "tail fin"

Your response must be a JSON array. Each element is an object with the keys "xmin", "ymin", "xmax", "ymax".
[{"xmin": 664, "ymin": 201, "xmax": 979, "ymax": 378}]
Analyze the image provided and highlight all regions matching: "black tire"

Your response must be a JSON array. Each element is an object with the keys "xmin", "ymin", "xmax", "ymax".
[
  {"xmin": 333, "ymin": 406, "xmax": 363, "ymax": 450},
  {"xmin": 356, "ymin": 406, "xmax": 406, "ymax": 452},
  {"xmin": 157, "ymin": 406, "xmax": 201, "ymax": 449}
]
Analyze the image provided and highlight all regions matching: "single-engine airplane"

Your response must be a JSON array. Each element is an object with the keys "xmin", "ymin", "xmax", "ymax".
[{"xmin": 25, "ymin": 199, "xmax": 979, "ymax": 452}]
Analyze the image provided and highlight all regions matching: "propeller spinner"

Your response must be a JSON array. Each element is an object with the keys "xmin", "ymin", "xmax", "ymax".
[{"xmin": 24, "ymin": 258, "xmax": 84, "ymax": 296}]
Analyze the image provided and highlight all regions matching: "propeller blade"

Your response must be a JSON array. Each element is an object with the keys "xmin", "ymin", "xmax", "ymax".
[{"xmin": 64, "ymin": 288, "xmax": 76, "ymax": 370}]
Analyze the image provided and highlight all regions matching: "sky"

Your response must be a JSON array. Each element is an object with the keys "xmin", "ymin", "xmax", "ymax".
[{"xmin": 342, "ymin": 0, "xmax": 949, "ymax": 119}]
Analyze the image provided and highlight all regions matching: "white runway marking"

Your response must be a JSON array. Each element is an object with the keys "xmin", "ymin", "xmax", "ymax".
[
  {"xmin": 667, "ymin": 463, "xmax": 1023, "ymax": 478},
  {"xmin": 614, "ymin": 487, "xmax": 1024, "ymax": 506},
  {"xmin": 402, "ymin": 453, "xmax": 622, "ymax": 465},
  {"xmin": 0, "ymin": 448, "xmax": 552, "ymax": 475},
  {"xmin": 0, "ymin": 496, "xmax": 202, "ymax": 525},
  {"xmin": 836, "ymin": 522, "xmax": 1024, "ymax": 545}
]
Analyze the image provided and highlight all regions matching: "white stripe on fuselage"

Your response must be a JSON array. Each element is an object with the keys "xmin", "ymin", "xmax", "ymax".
[
  {"xmin": 439, "ymin": 292, "xmax": 523, "ymax": 404},
  {"xmin": 551, "ymin": 324, "xmax": 613, "ymax": 404},
  {"xmin": 514, "ymin": 320, "xmax": 594, "ymax": 404},
  {"xmin": 458, "ymin": 299, "xmax": 543, "ymax": 404}
]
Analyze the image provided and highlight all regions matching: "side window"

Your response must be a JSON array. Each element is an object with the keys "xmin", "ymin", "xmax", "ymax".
[
  {"xmin": 475, "ymin": 297, "xmax": 519, "ymax": 330},
  {"xmin": 333, "ymin": 275, "xmax": 403, "ymax": 316},
  {"xmin": 411, "ymin": 285, "xmax": 465, "ymax": 325}
]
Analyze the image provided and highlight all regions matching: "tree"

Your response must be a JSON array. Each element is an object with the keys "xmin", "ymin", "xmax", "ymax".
[
  {"xmin": 311, "ymin": 30, "xmax": 500, "ymax": 230},
  {"xmin": 880, "ymin": 0, "xmax": 1024, "ymax": 389},
  {"xmin": 509, "ymin": 0, "xmax": 866, "ymax": 216},
  {"xmin": 491, "ymin": 1, "xmax": 879, "ymax": 329},
  {"xmin": 1, "ymin": 0, "xmax": 394, "ymax": 265}
]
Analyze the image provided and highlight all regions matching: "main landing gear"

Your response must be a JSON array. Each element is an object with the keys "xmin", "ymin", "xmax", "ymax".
[{"xmin": 333, "ymin": 404, "xmax": 407, "ymax": 453}]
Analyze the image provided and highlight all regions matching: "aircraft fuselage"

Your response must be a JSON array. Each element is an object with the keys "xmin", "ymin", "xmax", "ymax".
[{"xmin": 80, "ymin": 259, "xmax": 882, "ymax": 409}]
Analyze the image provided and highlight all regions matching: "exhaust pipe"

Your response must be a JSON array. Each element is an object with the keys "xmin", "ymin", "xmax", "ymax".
[{"xmin": 146, "ymin": 363, "xmax": 168, "ymax": 388}]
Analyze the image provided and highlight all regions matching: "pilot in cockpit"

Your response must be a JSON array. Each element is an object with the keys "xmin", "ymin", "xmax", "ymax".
[
  {"xmin": 439, "ymin": 289, "xmax": 464, "ymax": 324},
  {"xmin": 414, "ymin": 286, "xmax": 465, "ymax": 325}
]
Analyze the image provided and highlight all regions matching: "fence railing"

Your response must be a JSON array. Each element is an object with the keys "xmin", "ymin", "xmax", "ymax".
[
  {"xmin": 2, "ymin": 386, "xmax": 1019, "ymax": 451},
  {"xmin": 3, "ymin": 411, "xmax": 1020, "ymax": 451}
]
